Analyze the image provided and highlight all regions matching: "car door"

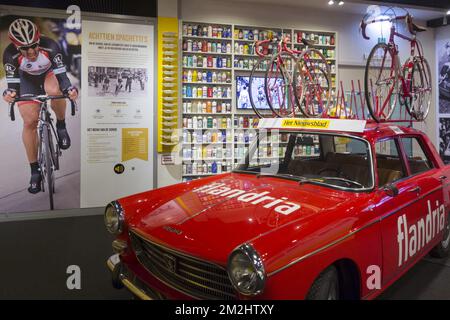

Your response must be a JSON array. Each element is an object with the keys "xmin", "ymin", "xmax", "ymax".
[
  {"xmin": 398, "ymin": 136, "xmax": 445, "ymax": 257},
  {"xmin": 373, "ymin": 137, "xmax": 420, "ymax": 285},
  {"xmin": 377, "ymin": 135, "xmax": 445, "ymax": 286}
]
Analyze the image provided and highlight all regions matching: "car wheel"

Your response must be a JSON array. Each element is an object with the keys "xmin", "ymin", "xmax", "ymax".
[
  {"xmin": 306, "ymin": 265, "xmax": 339, "ymax": 300},
  {"xmin": 430, "ymin": 213, "xmax": 450, "ymax": 258}
]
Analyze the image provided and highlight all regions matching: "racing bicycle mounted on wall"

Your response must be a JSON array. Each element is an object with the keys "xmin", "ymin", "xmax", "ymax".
[
  {"xmin": 361, "ymin": 10, "xmax": 432, "ymax": 122},
  {"xmin": 250, "ymin": 35, "xmax": 332, "ymax": 118},
  {"xmin": 9, "ymin": 95, "xmax": 76, "ymax": 210}
]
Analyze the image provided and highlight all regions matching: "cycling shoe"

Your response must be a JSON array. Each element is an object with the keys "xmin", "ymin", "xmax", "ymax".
[
  {"xmin": 28, "ymin": 172, "xmax": 42, "ymax": 194},
  {"xmin": 57, "ymin": 127, "xmax": 71, "ymax": 150}
]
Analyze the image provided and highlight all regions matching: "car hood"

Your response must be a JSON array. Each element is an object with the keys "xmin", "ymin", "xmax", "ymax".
[{"xmin": 126, "ymin": 173, "xmax": 360, "ymax": 265}]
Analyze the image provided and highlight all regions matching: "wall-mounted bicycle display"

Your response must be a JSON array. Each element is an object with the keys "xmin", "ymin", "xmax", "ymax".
[{"xmin": 361, "ymin": 7, "xmax": 432, "ymax": 123}]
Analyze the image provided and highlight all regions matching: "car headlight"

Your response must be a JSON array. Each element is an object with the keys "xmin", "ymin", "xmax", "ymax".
[
  {"xmin": 104, "ymin": 201, "xmax": 124, "ymax": 235},
  {"xmin": 227, "ymin": 244, "xmax": 266, "ymax": 296}
]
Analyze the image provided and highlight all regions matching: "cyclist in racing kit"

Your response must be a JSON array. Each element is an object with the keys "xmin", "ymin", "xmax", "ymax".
[{"xmin": 2, "ymin": 19, "xmax": 78, "ymax": 194}]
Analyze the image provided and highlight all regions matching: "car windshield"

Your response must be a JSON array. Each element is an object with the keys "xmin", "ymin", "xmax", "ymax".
[{"xmin": 234, "ymin": 130, "xmax": 373, "ymax": 191}]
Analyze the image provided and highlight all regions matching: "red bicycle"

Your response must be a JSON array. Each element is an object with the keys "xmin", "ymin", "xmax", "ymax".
[
  {"xmin": 361, "ymin": 11, "xmax": 432, "ymax": 122},
  {"xmin": 250, "ymin": 35, "xmax": 331, "ymax": 118}
]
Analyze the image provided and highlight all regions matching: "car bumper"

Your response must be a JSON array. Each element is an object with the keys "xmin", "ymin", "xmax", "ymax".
[{"xmin": 107, "ymin": 254, "xmax": 164, "ymax": 300}]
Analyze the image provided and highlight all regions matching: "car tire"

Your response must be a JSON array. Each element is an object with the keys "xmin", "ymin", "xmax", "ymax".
[
  {"xmin": 306, "ymin": 265, "xmax": 339, "ymax": 300},
  {"xmin": 430, "ymin": 213, "xmax": 450, "ymax": 258}
]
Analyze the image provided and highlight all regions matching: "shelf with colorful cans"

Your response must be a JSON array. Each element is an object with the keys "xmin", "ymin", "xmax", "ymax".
[{"xmin": 181, "ymin": 21, "xmax": 338, "ymax": 180}]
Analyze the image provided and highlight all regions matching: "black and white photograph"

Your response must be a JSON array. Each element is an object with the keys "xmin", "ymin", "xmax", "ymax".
[
  {"xmin": 439, "ymin": 41, "xmax": 450, "ymax": 113},
  {"xmin": 439, "ymin": 117, "xmax": 450, "ymax": 164},
  {"xmin": 87, "ymin": 66, "xmax": 148, "ymax": 97}
]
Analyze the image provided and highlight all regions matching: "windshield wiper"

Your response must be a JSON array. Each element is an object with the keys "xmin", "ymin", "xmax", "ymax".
[
  {"xmin": 232, "ymin": 169, "xmax": 258, "ymax": 175},
  {"xmin": 256, "ymin": 173, "xmax": 306, "ymax": 182},
  {"xmin": 319, "ymin": 176, "xmax": 364, "ymax": 188}
]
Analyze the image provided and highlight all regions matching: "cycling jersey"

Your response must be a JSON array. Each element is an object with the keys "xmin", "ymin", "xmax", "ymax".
[{"xmin": 2, "ymin": 36, "xmax": 72, "ymax": 96}]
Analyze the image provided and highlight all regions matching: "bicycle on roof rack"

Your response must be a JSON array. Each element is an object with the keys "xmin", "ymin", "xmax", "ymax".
[
  {"xmin": 9, "ymin": 94, "xmax": 77, "ymax": 210},
  {"xmin": 249, "ymin": 33, "xmax": 332, "ymax": 119},
  {"xmin": 361, "ymin": 8, "xmax": 432, "ymax": 122}
]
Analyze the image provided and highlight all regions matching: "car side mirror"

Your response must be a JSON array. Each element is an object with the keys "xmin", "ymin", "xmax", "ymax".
[{"xmin": 383, "ymin": 184, "xmax": 399, "ymax": 197}]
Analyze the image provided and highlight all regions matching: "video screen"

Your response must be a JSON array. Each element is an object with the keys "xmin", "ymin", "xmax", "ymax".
[{"xmin": 236, "ymin": 76, "xmax": 280, "ymax": 110}]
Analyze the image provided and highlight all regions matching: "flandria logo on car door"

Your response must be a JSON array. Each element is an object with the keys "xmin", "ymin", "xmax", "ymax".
[
  {"xmin": 193, "ymin": 183, "xmax": 301, "ymax": 215},
  {"xmin": 397, "ymin": 200, "xmax": 446, "ymax": 267}
]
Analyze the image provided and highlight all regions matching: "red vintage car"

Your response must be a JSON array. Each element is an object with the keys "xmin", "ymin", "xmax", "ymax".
[{"xmin": 105, "ymin": 119, "xmax": 450, "ymax": 300}]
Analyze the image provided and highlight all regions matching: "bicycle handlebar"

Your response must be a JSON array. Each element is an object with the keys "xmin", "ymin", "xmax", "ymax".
[
  {"xmin": 360, "ymin": 14, "xmax": 410, "ymax": 40},
  {"xmin": 9, "ymin": 94, "xmax": 77, "ymax": 122},
  {"xmin": 254, "ymin": 36, "xmax": 295, "ymax": 57},
  {"xmin": 254, "ymin": 39, "xmax": 272, "ymax": 57}
]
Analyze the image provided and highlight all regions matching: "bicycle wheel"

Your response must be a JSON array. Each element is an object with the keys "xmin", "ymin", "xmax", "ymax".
[
  {"xmin": 249, "ymin": 56, "xmax": 273, "ymax": 118},
  {"xmin": 264, "ymin": 51, "xmax": 301, "ymax": 117},
  {"xmin": 406, "ymin": 57, "xmax": 432, "ymax": 121},
  {"xmin": 295, "ymin": 48, "xmax": 331, "ymax": 118},
  {"xmin": 42, "ymin": 125, "xmax": 55, "ymax": 210},
  {"xmin": 365, "ymin": 43, "xmax": 399, "ymax": 122}
]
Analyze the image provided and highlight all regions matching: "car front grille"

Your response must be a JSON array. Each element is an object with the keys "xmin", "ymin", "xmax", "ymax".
[{"xmin": 129, "ymin": 230, "xmax": 237, "ymax": 300}]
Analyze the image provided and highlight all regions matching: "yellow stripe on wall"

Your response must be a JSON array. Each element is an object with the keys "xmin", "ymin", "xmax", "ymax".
[{"xmin": 157, "ymin": 17, "xmax": 179, "ymax": 153}]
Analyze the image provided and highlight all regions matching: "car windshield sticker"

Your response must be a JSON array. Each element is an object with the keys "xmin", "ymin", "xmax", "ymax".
[{"xmin": 258, "ymin": 118, "xmax": 367, "ymax": 133}]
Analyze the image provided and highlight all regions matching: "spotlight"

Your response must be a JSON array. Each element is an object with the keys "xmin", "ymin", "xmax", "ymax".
[
  {"xmin": 328, "ymin": 0, "xmax": 334, "ymax": 5},
  {"xmin": 338, "ymin": 1, "xmax": 344, "ymax": 5}
]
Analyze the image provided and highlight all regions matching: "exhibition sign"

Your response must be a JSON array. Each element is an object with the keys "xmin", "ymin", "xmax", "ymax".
[{"xmin": 81, "ymin": 20, "xmax": 154, "ymax": 208}]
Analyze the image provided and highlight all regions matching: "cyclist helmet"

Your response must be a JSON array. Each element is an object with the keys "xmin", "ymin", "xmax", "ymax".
[{"xmin": 8, "ymin": 19, "xmax": 40, "ymax": 48}]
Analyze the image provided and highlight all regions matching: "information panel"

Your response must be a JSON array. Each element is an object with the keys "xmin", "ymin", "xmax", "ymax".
[{"xmin": 81, "ymin": 20, "xmax": 154, "ymax": 208}]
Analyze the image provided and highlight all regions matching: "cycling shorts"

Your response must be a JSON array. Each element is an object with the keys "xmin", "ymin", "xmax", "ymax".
[{"xmin": 18, "ymin": 69, "xmax": 55, "ymax": 105}]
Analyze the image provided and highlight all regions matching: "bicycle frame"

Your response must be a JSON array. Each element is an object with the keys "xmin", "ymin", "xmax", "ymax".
[
  {"xmin": 9, "ymin": 94, "xmax": 75, "ymax": 209},
  {"xmin": 363, "ymin": 13, "xmax": 431, "ymax": 120},
  {"xmin": 386, "ymin": 22, "xmax": 428, "ymax": 99}
]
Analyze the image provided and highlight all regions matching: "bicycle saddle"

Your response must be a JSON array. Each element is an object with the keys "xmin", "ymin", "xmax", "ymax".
[
  {"xmin": 301, "ymin": 38, "xmax": 316, "ymax": 47},
  {"xmin": 411, "ymin": 22, "xmax": 427, "ymax": 33},
  {"xmin": 406, "ymin": 15, "xmax": 427, "ymax": 33}
]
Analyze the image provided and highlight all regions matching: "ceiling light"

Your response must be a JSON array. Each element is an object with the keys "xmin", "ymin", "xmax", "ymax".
[
  {"xmin": 338, "ymin": 1, "xmax": 344, "ymax": 5},
  {"xmin": 328, "ymin": 0, "xmax": 334, "ymax": 5}
]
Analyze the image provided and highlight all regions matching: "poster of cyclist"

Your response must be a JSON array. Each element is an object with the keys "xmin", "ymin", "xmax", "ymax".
[
  {"xmin": 80, "ymin": 20, "xmax": 154, "ymax": 208},
  {"xmin": 0, "ymin": 15, "xmax": 82, "ymax": 213},
  {"xmin": 438, "ymin": 34, "xmax": 450, "ymax": 113}
]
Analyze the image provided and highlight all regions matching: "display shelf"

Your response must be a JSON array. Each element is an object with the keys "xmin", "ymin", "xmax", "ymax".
[
  {"xmin": 183, "ymin": 35, "xmax": 232, "ymax": 41},
  {"xmin": 183, "ymin": 51, "xmax": 232, "ymax": 56},
  {"xmin": 183, "ymin": 142, "xmax": 233, "ymax": 145},
  {"xmin": 183, "ymin": 158, "xmax": 234, "ymax": 162},
  {"xmin": 182, "ymin": 98, "xmax": 232, "ymax": 101},
  {"xmin": 181, "ymin": 20, "xmax": 338, "ymax": 180},
  {"xmin": 234, "ymin": 53, "xmax": 258, "ymax": 57},
  {"xmin": 233, "ymin": 38, "xmax": 256, "ymax": 43},
  {"xmin": 183, "ymin": 66, "xmax": 232, "ymax": 71},
  {"xmin": 183, "ymin": 127, "xmax": 231, "ymax": 130},
  {"xmin": 294, "ymin": 43, "xmax": 335, "ymax": 48},
  {"xmin": 183, "ymin": 82, "xmax": 232, "ymax": 85},
  {"xmin": 183, "ymin": 112, "xmax": 233, "ymax": 116}
]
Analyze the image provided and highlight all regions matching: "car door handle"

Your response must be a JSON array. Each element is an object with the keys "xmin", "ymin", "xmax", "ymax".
[
  {"xmin": 439, "ymin": 175, "xmax": 447, "ymax": 181},
  {"xmin": 408, "ymin": 186, "xmax": 421, "ymax": 193}
]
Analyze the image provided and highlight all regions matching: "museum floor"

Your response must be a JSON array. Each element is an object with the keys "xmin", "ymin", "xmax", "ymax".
[{"xmin": 0, "ymin": 211, "xmax": 449, "ymax": 300}]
